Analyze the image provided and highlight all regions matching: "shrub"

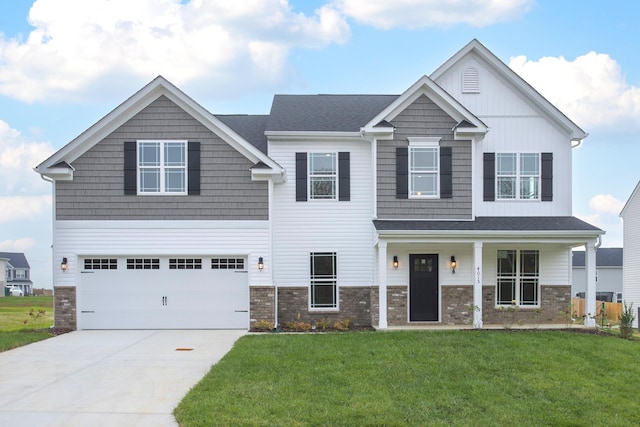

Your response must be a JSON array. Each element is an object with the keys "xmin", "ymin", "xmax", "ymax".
[
  {"xmin": 618, "ymin": 302, "xmax": 636, "ymax": 339},
  {"xmin": 284, "ymin": 321, "xmax": 312, "ymax": 332},
  {"xmin": 315, "ymin": 319, "xmax": 332, "ymax": 331},
  {"xmin": 253, "ymin": 319, "xmax": 274, "ymax": 331},
  {"xmin": 334, "ymin": 318, "xmax": 352, "ymax": 331}
]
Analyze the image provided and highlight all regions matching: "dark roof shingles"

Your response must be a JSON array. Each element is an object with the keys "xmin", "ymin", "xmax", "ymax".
[{"xmin": 373, "ymin": 217, "xmax": 603, "ymax": 232}]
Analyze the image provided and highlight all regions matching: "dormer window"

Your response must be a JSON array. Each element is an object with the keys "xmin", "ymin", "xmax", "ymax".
[{"xmin": 462, "ymin": 67, "xmax": 479, "ymax": 93}]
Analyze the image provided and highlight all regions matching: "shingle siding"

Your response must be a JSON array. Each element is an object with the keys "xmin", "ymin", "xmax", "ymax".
[
  {"xmin": 377, "ymin": 95, "xmax": 472, "ymax": 219},
  {"xmin": 56, "ymin": 96, "xmax": 268, "ymax": 220}
]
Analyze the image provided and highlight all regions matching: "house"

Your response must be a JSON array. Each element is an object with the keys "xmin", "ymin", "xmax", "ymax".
[
  {"xmin": 572, "ymin": 248, "xmax": 623, "ymax": 302},
  {"xmin": 1, "ymin": 252, "xmax": 34, "ymax": 296},
  {"xmin": 621, "ymin": 181, "xmax": 640, "ymax": 327},
  {"xmin": 34, "ymin": 39, "xmax": 603, "ymax": 331}
]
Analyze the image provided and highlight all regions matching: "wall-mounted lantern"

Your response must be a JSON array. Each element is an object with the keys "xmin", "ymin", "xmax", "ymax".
[
  {"xmin": 450, "ymin": 255, "xmax": 457, "ymax": 274},
  {"xmin": 393, "ymin": 255, "xmax": 399, "ymax": 270},
  {"xmin": 258, "ymin": 256, "xmax": 264, "ymax": 271},
  {"xmin": 61, "ymin": 257, "xmax": 68, "ymax": 272}
]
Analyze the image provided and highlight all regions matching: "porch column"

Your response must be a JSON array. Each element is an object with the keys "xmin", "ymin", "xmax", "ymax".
[
  {"xmin": 378, "ymin": 241, "xmax": 388, "ymax": 329},
  {"xmin": 473, "ymin": 241, "xmax": 483, "ymax": 328},
  {"xmin": 584, "ymin": 240, "xmax": 597, "ymax": 327}
]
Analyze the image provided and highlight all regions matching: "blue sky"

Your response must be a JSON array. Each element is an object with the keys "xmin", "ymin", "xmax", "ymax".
[{"xmin": 1, "ymin": 0, "xmax": 639, "ymax": 289}]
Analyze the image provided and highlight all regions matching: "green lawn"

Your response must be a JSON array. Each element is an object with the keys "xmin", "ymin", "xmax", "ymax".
[
  {"xmin": 0, "ymin": 296, "xmax": 54, "ymax": 352},
  {"xmin": 175, "ymin": 330, "xmax": 640, "ymax": 426}
]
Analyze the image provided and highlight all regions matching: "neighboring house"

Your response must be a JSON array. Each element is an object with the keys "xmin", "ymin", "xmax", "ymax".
[
  {"xmin": 35, "ymin": 39, "xmax": 603, "ymax": 331},
  {"xmin": 1, "ymin": 252, "xmax": 34, "ymax": 296},
  {"xmin": 621, "ymin": 181, "xmax": 640, "ymax": 327},
  {"xmin": 572, "ymin": 248, "xmax": 623, "ymax": 302}
]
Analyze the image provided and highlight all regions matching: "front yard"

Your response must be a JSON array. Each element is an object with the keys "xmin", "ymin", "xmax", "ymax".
[
  {"xmin": 0, "ymin": 296, "xmax": 54, "ymax": 352},
  {"xmin": 175, "ymin": 330, "xmax": 640, "ymax": 426}
]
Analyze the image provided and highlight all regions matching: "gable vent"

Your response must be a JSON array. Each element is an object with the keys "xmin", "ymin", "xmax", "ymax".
[{"xmin": 462, "ymin": 67, "xmax": 479, "ymax": 93}]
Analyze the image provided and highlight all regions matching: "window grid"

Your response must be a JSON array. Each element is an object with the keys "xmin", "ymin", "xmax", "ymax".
[
  {"xmin": 496, "ymin": 249, "xmax": 539, "ymax": 306},
  {"xmin": 138, "ymin": 141, "xmax": 187, "ymax": 194},
  {"xmin": 211, "ymin": 258, "xmax": 245, "ymax": 270},
  {"xmin": 84, "ymin": 259, "xmax": 118, "ymax": 270},
  {"xmin": 409, "ymin": 147, "xmax": 439, "ymax": 197},
  {"xmin": 169, "ymin": 258, "xmax": 202, "ymax": 270},
  {"xmin": 308, "ymin": 153, "xmax": 336, "ymax": 200},
  {"xmin": 126, "ymin": 258, "xmax": 160, "ymax": 270},
  {"xmin": 310, "ymin": 252, "xmax": 337, "ymax": 309},
  {"xmin": 496, "ymin": 153, "xmax": 540, "ymax": 200}
]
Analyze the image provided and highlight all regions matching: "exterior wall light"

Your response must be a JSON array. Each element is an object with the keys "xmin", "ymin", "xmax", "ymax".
[
  {"xmin": 393, "ymin": 255, "xmax": 399, "ymax": 270},
  {"xmin": 61, "ymin": 257, "xmax": 68, "ymax": 272},
  {"xmin": 258, "ymin": 256, "xmax": 264, "ymax": 271},
  {"xmin": 450, "ymin": 255, "xmax": 457, "ymax": 274}
]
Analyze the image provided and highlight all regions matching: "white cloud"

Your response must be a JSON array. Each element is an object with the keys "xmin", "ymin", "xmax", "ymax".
[
  {"xmin": 0, "ymin": 0, "xmax": 350, "ymax": 103},
  {"xmin": 331, "ymin": 0, "xmax": 533, "ymax": 30},
  {"xmin": 0, "ymin": 195, "xmax": 52, "ymax": 223},
  {"xmin": 576, "ymin": 194, "xmax": 625, "ymax": 248},
  {"xmin": 0, "ymin": 238, "xmax": 37, "ymax": 252},
  {"xmin": 509, "ymin": 52, "xmax": 640, "ymax": 130},
  {"xmin": 589, "ymin": 194, "xmax": 625, "ymax": 216}
]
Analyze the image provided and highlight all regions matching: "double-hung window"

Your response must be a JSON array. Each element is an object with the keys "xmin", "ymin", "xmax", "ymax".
[
  {"xmin": 138, "ymin": 140, "xmax": 187, "ymax": 194},
  {"xmin": 409, "ymin": 138, "xmax": 440, "ymax": 198},
  {"xmin": 310, "ymin": 252, "xmax": 337, "ymax": 309},
  {"xmin": 308, "ymin": 153, "xmax": 337, "ymax": 199},
  {"xmin": 496, "ymin": 153, "xmax": 540, "ymax": 200},
  {"xmin": 496, "ymin": 249, "xmax": 539, "ymax": 306}
]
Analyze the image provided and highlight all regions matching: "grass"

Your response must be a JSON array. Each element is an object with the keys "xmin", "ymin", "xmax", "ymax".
[
  {"xmin": 0, "ymin": 296, "xmax": 55, "ymax": 352},
  {"xmin": 175, "ymin": 330, "xmax": 640, "ymax": 426}
]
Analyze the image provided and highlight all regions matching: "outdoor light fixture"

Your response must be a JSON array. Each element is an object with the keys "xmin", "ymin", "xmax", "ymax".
[
  {"xmin": 450, "ymin": 255, "xmax": 457, "ymax": 274},
  {"xmin": 393, "ymin": 255, "xmax": 399, "ymax": 270},
  {"xmin": 60, "ymin": 257, "xmax": 68, "ymax": 272},
  {"xmin": 258, "ymin": 256, "xmax": 264, "ymax": 271}
]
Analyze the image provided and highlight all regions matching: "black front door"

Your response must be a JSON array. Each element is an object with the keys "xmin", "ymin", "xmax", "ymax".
[{"xmin": 410, "ymin": 254, "xmax": 439, "ymax": 321}]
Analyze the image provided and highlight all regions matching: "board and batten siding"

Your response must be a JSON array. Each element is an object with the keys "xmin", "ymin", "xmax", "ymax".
[
  {"xmin": 53, "ymin": 220, "xmax": 271, "ymax": 289},
  {"xmin": 56, "ymin": 96, "xmax": 268, "ymax": 220},
  {"xmin": 270, "ymin": 139, "xmax": 375, "ymax": 288},
  {"xmin": 377, "ymin": 94, "xmax": 473, "ymax": 220},
  {"xmin": 622, "ymin": 185, "xmax": 640, "ymax": 327}
]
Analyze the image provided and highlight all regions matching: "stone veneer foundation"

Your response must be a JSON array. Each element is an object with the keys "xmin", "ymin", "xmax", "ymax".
[
  {"xmin": 250, "ymin": 286, "xmax": 276, "ymax": 328},
  {"xmin": 54, "ymin": 286, "xmax": 77, "ymax": 330}
]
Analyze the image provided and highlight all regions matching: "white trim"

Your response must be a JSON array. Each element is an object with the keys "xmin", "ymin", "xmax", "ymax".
[{"xmin": 408, "ymin": 137, "xmax": 441, "ymax": 146}]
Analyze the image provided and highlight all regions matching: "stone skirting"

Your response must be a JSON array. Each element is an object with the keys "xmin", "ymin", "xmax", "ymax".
[
  {"xmin": 250, "ymin": 286, "xmax": 276, "ymax": 328},
  {"xmin": 482, "ymin": 285, "xmax": 570, "ymax": 325},
  {"xmin": 54, "ymin": 286, "xmax": 77, "ymax": 330},
  {"xmin": 277, "ymin": 286, "xmax": 372, "ymax": 327},
  {"xmin": 441, "ymin": 286, "xmax": 474, "ymax": 325}
]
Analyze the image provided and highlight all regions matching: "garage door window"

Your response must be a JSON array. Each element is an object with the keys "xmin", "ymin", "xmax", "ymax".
[
  {"xmin": 84, "ymin": 259, "xmax": 118, "ymax": 270},
  {"xmin": 211, "ymin": 258, "xmax": 245, "ymax": 270},
  {"xmin": 170, "ymin": 258, "xmax": 202, "ymax": 269},
  {"xmin": 127, "ymin": 258, "xmax": 160, "ymax": 270}
]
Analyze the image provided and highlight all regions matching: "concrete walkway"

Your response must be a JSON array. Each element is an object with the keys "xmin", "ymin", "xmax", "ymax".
[{"xmin": 0, "ymin": 330, "xmax": 245, "ymax": 427}]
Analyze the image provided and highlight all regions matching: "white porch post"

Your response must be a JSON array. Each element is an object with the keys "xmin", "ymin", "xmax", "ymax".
[
  {"xmin": 378, "ymin": 241, "xmax": 388, "ymax": 329},
  {"xmin": 473, "ymin": 241, "xmax": 483, "ymax": 328},
  {"xmin": 584, "ymin": 240, "xmax": 597, "ymax": 327}
]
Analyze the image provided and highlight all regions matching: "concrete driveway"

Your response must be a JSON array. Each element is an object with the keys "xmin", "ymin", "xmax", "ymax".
[{"xmin": 0, "ymin": 329, "xmax": 245, "ymax": 427}]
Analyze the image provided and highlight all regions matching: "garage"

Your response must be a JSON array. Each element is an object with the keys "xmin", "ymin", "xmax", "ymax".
[{"xmin": 79, "ymin": 256, "xmax": 249, "ymax": 329}]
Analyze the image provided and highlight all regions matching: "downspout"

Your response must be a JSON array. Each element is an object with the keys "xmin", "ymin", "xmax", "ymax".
[{"xmin": 268, "ymin": 179, "xmax": 278, "ymax": 331}]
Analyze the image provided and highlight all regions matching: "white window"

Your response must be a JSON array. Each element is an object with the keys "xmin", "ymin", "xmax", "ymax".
[
  {"xmin": 15, "ymin": 269, "xmax": 26, "ymax": 279},
  {"xmin": 308, "ymin": 153, "xmax": 336, "ymax": 200},
  {"xmin": 497, "ymin": 250, "xmax": 539, "ymax": 306},
  {"xmin": 138, "ymin": 140, "xmax": 187, "ymax": 194},
  {"xmin": 409, "ymin": 137, "xmax": 440, "ymax": 198},
  {"xmin": 310, "ymin": 252, "xmax": 337, "ymax": 309},
  {"xmin": 496, "ymin": 153, "xmax": 540, "ymax": 200}
]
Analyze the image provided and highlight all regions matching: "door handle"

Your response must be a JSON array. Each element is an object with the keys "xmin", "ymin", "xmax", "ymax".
[{"xmin": 162, "ymin": 296, "xmax": 167, "ymax": 306}]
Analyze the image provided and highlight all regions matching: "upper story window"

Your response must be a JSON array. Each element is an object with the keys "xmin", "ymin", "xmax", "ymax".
[
  {"xmin": 496, "ymin": 153, "xmax": 540, "ymax": 200},
  {"xmin": 138, "ymin": 140, "xmax": 187, "ymax": 194},
  {"xmin": 15, "ymin": 269, "xmax": 26, "ymax": 279},
  {"xmin": 409, "ymin": 137, "xmax": 440, "ymax": 198},
  {"xmin": 308, "ymin": 153, "xmax": 337, "ymax": 200}
]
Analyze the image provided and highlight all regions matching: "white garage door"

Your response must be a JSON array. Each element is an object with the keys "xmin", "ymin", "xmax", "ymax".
[{"xmin": 79, "ymin": 256, "xmax": 249, "ymax": 329}]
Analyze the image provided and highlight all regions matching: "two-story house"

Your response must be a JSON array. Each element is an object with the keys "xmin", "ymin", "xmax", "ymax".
[
  {"xmin": 35, "ymin": 40, "xmax": 603, "ymax": 330},
  {"xmin": 1, "ymin": 252, "xmax": 34, "ymax": 296}
]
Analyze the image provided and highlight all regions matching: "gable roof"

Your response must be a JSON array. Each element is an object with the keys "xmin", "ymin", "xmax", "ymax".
[
  {"xmin": 362, "ymin": 75, "xmax": 488, "ymax": 139},
  {"xmin": 430, "ymin": 39, "xmax": 588, "ymax": 142},
  {"xmin": 215, "ymin": 114, "xmax": 269, "ymax": 154},
  {"xmin": 34, "ymin": 76, "xmax": 283, "ymax": 180},
  {"xmin": 572, "ymin": 248, "xmax": 623, "ymax": 267},
  {"xmin": 266, "ymin": 94, "xmax": 398, "ymax": 133},
  {"xmin": 0, "ymin": 252, "xmax": 30, "ymax": 269},
  {"xmin": 620, "ymin": 180, "xmax": 640, "ymax": 218}
]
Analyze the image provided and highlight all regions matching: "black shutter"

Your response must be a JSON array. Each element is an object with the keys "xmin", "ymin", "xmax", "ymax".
[
  {"xmin": 541, "ymin": 152, "xmax": 553, "ymax": 201},
  {"xmin": 338, "ymin": 152, "xmax": 350, "ymax": 201},
  {"xmin": 396, "ymin": 147, "xmax": 408, "ymax": 199},
  {"xmin": 188, "ymin": 142, "xmax": 201, "ymax": 195},
  {"xmin": 440, "ymin": 146, "xmax": 452, "ymax": 199},
  {"xmin": 483, "ymin": 152, "xmax": 495, "ymax": 201},
  {"xmin": 296, "ymin": 152, "xmax": 307, "ymax": 202},
  {"xmin": 124, "ymin": 141, "xmax": 137, "ymax": 195}
]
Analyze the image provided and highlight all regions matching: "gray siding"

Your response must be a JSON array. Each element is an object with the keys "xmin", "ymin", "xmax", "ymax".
[
  {"xmin": 56, "ymin": 96, "xmax": 268, "ymax": 220},
  {"xmin": 377, "ymin": 95, "xmax": 472, "ymax": 219}
]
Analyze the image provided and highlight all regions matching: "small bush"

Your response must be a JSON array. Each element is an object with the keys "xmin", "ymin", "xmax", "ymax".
[
  {"xmin": 334, "ymin": 318, "xmax": 352, "ymax": 331},
  {"xmin": 253, "ymin": 319, "xmax": 274, "ymax": 331},
  {"xmin": 315, "ymin": 319, "xmax": 332, "ymax": 330},
  {"xmin": 618, "ymin": 301, "xmax": 636, "ymax": 339},
  {"xmin": 284, "ymin": 321, "xmax": 312, "ymax": 332}
]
